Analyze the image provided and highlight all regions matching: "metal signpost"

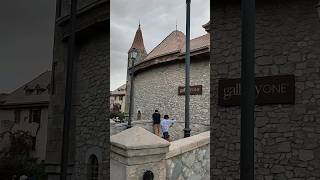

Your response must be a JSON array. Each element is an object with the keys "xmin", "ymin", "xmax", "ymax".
[
  {"xmin": 240, "ymin": 0, "xmax": 256, "ymax": 179},
  {"xmin": 184, "ymin": 0, "xmax": 191, "ymax": 138}
]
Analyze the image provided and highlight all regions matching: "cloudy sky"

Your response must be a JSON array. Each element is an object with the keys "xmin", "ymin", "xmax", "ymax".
[
  {"xmin": 0, "ymin": 1, "xmax": 209, "ymax": 93},
  {"xmin": 110, "ymin": 0, "xmax": 210, "ymax": 91},
  {"xmin": 0, "ymin": 0, "xmax": 56, "ymax": 93}
]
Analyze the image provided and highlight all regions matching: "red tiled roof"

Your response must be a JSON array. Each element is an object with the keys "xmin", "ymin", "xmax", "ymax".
[
  {"xmin": 143, "ymin": 30, "xmax": 185, "ymax": 61},
  {"xmin": 181, "ymin": 33, "xmax": 210, "ymax": 53},
  {"xmin": 129, "ymin": 25, "xmax": 146, "ymax": 53},
  {"xmin": 111, "ymin": 84, "xmax": 126, "ymax": 96},
  {"xmin": 134, "ymin": 21, "xmax": 210, "ymax": 71}
]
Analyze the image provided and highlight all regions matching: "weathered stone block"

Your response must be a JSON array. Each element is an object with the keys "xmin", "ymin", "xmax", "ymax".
[{"xmin": 299, "ymin": 150, "xmax": 314, "ymax": 161}]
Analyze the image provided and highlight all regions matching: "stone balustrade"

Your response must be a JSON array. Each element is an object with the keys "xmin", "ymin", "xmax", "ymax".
[
  {"xmin": 110, "ymin": 119, "xmax": 209, "ymax": 140},
  {"xmin": 110, "ymin": 126, "xmax": 210, "ymax": 180},
  {"xmin": 165, "ymin": 131, "xmax": 210, "ymax": 180}
]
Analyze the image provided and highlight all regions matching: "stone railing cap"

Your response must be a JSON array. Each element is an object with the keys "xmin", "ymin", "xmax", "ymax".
[
  {"xmin": 110, "ymin": 126, "xmax": 170, "ymax": 150},
  {"xmin": 165, "ymin": 131, "xmax": 210, "ymax": 159}
]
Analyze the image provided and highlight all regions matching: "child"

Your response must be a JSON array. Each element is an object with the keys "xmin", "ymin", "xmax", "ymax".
[{"xmin": 160, "ymin": 115, "xmax": 176, "ymax": 141}]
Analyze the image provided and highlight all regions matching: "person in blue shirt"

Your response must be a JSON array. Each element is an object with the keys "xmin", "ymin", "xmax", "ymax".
[{"xmin": 160, "ymin": 115, "xmax": 176, "ymax": 141}]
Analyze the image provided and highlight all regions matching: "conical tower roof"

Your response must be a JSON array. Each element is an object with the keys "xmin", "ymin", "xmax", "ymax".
[{"xmin": 129, "ymin": 25, "xmax": 146, "ymax": 53}]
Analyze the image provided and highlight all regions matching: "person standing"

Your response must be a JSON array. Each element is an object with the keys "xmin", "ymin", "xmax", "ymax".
[
  {"xmin": 152, "ymin": 110, "xmax": 161, "ymax": 136},
  {"xmin": 160, "ymin": 115, "xmax": 176, "ymax": 141},
  {"xmin": 137, "ymin": 110, "xmax": 142, "ymax": 120}
]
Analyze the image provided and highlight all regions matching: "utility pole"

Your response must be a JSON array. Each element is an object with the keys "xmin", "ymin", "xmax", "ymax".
[
  {"xmin": 240, "ymin": 0, "xmax": 255, "ymax": 179},
  {"xmin": 60, "ymin": 0, "xmax": 77, "ymax": 179},
  {"xmin": 184, "ymin": 0, "xmax": 191, "ymax": 138}
]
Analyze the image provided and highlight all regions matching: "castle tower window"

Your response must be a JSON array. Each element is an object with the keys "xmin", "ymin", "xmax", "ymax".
[{"xmin": 87, "ymin": 154, "xmax": 99, "ymax": 180}]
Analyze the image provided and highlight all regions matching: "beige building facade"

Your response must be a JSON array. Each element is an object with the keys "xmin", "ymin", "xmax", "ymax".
[
  {"xmin": 110, "ymin": 84, "xmax": 126, "ymax": 112},
  {"xmin": 0, "ymin": 71, "xmax": 50, "ymax": 161}
]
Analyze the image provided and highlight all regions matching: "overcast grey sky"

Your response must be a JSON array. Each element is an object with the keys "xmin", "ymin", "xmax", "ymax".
[
  {"xmin": 0, "ymin": 0, "xmax": 56, "ymax": 93},
  {"xmin": 110, "ymin": 0, "xmax": 210, "ymax": 91},
  {"xmin": 0, "ymin": 1, "xmax": 209, "ymax": 93}
]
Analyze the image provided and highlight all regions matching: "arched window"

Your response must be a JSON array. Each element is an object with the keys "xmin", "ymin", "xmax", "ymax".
[{"xmin": 87, "ymin": 155, "xmax": 99, "ymax": 180}]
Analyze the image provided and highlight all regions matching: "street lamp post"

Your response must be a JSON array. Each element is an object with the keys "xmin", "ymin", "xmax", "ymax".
[
  {"xmin": 127, "ymin": 49, "xmax": 138, "ymax": 129},
  {"xmin": 240, "ymin": 0, "xmax": 255, "ymax": 179},
  {"xmin": 184, "ymin": 0, "xmax": 191, "ymax": 138}
]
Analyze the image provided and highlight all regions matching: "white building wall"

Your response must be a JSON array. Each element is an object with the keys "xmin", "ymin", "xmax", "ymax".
[
  {"xmin": 0, "ymin": 109, "xmax": 14, "ymax": 132},
  {"xmin": 37, "ymin": 108, "xmax": 48, "ymax": 161},
  {"xmin": 0, "ymin": 107, "xmax": 48, "ymax": 161}
]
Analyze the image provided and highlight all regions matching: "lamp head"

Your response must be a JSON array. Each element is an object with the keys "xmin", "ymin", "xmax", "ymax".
[{"xmin": 129, "ymin": 49, "xmax": 138, "ymax": 60}]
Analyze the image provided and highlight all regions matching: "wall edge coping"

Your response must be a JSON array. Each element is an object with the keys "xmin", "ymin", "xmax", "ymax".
[{"xmin": 165, "ymin": 131, "xmax": 209, "ymax": 159}]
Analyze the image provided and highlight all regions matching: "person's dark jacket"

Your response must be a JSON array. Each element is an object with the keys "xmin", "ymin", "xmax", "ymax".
[{"xmin": 152, "ymin": 113, "xmax": 161, "ymax": 124}]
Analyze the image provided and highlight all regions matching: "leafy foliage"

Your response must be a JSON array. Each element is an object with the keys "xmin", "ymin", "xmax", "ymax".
[
  {"xmin": 0, "ymin": 130, "xmax": 46, "ymax": 180},
  {"xmin": 110, "ymin": 103, "xmax": 126, "ymax": 121}
]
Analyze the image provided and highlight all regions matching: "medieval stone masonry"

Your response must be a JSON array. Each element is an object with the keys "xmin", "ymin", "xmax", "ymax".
[
  {"xmin": 134, "ymin": 60, "xmax": 210, "ymax": 140},
  {"xmin": 211, "ymin": 0, "xmax": 320, "ymax": 179},
  {"xmin": 45, "ymin": 0, "xmax": 109, "ymax": 179},
  {"xmin": 125, "ymin": 23, "xmax": 210, "ymax": 140}
]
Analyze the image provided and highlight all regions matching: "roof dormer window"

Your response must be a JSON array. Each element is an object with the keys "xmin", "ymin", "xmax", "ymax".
[
  {"xmin": 24, "ymin": 86, "xmax": 34, "ymax": 95},
  {"xmin": 35, "ymin": 84, "xmax": 46, "ymax": 95}
]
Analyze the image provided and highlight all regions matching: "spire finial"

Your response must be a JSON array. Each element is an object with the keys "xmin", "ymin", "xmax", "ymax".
[
  {"xmin": 176, "ymin": 19, "xmax": 178, "ymax": 31},
  {"xmin": 139, "ymin": 19, "xmax": 141, "ymax": 28}
]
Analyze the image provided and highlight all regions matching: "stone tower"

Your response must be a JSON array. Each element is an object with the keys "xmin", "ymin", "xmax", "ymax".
[
  {"xmin": 45, "ymin": 0, "xmax": 109, "ymax": 179},
  {"xmin": 125, "ymin": 25, "xmax": 147, "ymax": 115}
]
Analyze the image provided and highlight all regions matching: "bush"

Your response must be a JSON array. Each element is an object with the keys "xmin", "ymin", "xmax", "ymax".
[
  {"xmin": 110, "ymin": 111, "xmax": 126, "ymax": 121},
  {"xmin": 0, "ymin": 130, "xmax": 46, "ymax": 180}
]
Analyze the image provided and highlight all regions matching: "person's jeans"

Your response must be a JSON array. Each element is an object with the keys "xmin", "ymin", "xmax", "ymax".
[{"xmin": 153, "ymin": 124, "xmax": 160, "ymax": 136}]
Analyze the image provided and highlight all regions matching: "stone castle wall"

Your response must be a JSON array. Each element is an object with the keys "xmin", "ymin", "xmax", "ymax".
[
  {"xmin": 133, "ymin": 60, "xmax": 210, "ymax": 139},
  {"xmin": 211, "ymin": 0, "xmax": 320, "ymax": 179},
  {"xmin": 165, "ymin": 131, "xmax": 210, "ymax": 180},
  {"xmin": 45, "ymin": 0, "xmax": 109, "ymax": 179},
  {"xmin": 60, "ymin": 0, "xmax": 107, "ymax": 17},
  {"xmin": 72, "ymin": 31, "xmax": 109, "ymax": 179}
]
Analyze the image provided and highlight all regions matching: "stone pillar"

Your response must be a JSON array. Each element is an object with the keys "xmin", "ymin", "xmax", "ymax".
[{"xmin": 110, "ymin": 126, "xmax": 170, "ymax": 180}]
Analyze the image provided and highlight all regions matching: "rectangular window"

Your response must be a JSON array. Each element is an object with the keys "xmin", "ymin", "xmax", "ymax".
[
  {"xmin": 32, "ymin": 137, "xmax": 36, "ymax": 151},
  {"xmin": 32, "ymin": 109, "xmax": 41, "ymax": 123},
  {"xmin": 14, "ymin": 110, "xmax": 20, "ymax": 123},
  {"xmin": 29, "ymin": 109, "xmax": 41, "ymax": 124},
  {"xmin": 29, "ymin": 110, "xmax": 33, "ymax": 123}
]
